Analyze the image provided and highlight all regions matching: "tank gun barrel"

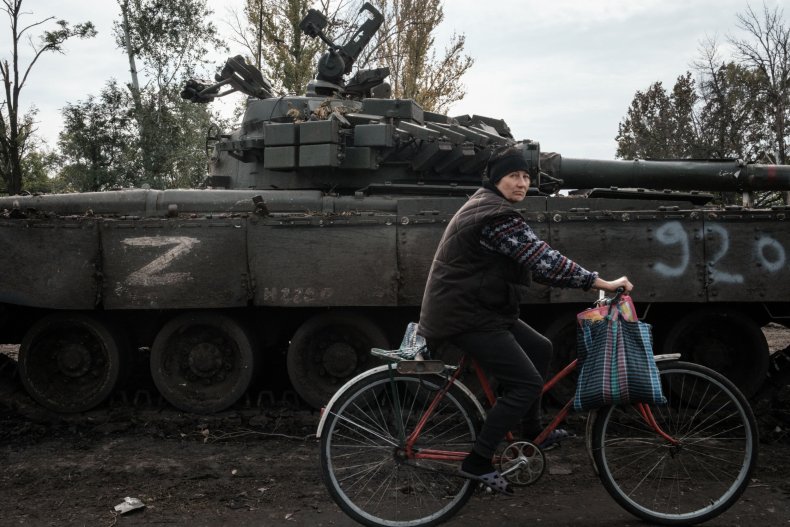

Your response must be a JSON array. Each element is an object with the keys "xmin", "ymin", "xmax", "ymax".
[{"xmin": 556, "ymin": 157, "xmax": 790, "ymax": 192}]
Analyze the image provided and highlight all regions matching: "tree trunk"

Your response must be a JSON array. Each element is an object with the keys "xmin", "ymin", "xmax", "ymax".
[
  {"xmin": 776, "ymin": 105, "xmax": 786, "ymax": 165},
  {"xmin": 1, "ymin": 3, "xmax": 23, "ymax": 195},
  {"xmin": 119, "ymin": 0, "xmax": 152, "ymax": 185},
  {"xmin": 120, "ymin": 0, "xmax": 143, "ymax": 114},
  {"xmin": 7, "ymin": 140, "xmax": 21, "ymax": 196}
]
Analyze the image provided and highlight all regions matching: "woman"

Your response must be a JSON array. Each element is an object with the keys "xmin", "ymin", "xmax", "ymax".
[{"xmin": 418, "ymin": 146, "xmax": 633, "ymax": 495}]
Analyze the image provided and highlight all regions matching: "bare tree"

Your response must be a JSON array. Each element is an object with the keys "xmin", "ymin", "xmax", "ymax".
[
  {"xmin": 693, "ymin": 37, "xmax": 767, "ymax": 160},
  {"xmin": 0, "ymin": 0, "xmax": 95, "ymax": 195},
  {"xmin": 359, "ymin": 0, "xmax": 473, "ymax": 113},
  {"xmin": 729, "ymin": 3, "xmax": 790, "ymax": 164}
]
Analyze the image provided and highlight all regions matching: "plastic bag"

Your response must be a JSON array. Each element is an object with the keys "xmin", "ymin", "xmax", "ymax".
[
  {"xmin": 371, "ymin": 322, "xmax": 427, "ymax": 361},
  {"xmin": 576, "ymin": 294, "xmax": 637, "ymax": 324}
]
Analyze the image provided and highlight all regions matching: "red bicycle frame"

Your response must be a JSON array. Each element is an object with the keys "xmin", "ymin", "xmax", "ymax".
[{"xmin": 405, "ymin": 354, "xmax": 678, "ymax": 462}]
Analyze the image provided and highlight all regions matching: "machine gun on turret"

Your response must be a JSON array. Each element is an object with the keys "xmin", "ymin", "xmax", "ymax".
[
  {"xmin": 182, "ymin": 2, "xmax": 389, "ymax": 103},
  {"xmin": 300, "ymin": 2, "xmax": 388, "ymax": 97},
  {"xmin": 181, "ymin": 55, "xmax": 275, "ymax": 103}
]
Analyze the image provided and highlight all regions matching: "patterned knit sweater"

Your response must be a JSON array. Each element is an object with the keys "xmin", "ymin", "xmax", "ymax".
[{"xmin": 481, "ymin": 215, "xmax": 597, "ymax": 290}]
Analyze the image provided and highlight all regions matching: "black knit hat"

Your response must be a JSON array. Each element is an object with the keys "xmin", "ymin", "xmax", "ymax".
[{"xmin": 487, "ymin": 152, "xmax": 530, "ymax": 185}]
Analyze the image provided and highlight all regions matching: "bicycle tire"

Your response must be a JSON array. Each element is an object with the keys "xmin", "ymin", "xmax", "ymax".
[
  {"xmin": 591, "ymin": 360, "xmax": 758, "ymax": 525},
  {"xmin": 320, "ymin": 369, "xmax": 484, "ymax": 527}
]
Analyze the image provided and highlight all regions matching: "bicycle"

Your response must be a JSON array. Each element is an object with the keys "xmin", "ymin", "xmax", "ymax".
[{"xmin": 316, "ymin": 321, "xmax": 758, "ymax": 526}]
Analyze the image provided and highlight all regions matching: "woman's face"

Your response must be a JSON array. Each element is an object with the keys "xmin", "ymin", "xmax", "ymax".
[{"xmin": 495, "ymin": 170, "xmax": 531, "ymax": 202}]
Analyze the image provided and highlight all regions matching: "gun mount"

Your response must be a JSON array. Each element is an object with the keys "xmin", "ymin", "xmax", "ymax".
[
  {"xmin": 181, "ymin": 55, "xmax": 274, "ymax": 103},
  {"xmin": 301, "ymin": 2, "xmax": 385, "ymax": 96}
]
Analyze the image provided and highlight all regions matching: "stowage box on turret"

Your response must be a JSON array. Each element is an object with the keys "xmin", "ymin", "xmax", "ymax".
[{"xmin": 2, "ymin": 3, "xmax": 789, "ymax": 413}]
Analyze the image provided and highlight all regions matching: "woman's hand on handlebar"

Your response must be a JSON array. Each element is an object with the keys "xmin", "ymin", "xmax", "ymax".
[{"xmin": 593, "ymin": 276, "xmax": 633, "ymax": 294}]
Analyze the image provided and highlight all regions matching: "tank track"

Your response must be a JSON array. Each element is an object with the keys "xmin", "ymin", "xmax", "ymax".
[
  {"xmin": 4, "ymin": 347, "xmax": 789, "ymax": 442},
  {"xmin": 0, "ymin": 351, "xmax": 316, "ymax": 433}
]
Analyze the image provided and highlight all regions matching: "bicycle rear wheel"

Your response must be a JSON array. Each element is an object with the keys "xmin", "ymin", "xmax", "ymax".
[
  {"xmin": 591, "ymin": 360, "xmax": 758, "ymax": 525},
  {"xmin": 320, "ymin": 369, "xmax": 483, "ymax": 527}
]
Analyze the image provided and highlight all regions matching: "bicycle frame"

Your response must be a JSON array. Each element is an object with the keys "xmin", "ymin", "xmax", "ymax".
[
  {"xmin": 405, "ymin": 354, "xmax": 678, "ymax": 463},
  {"xmin": 319, "ymin": 349, "xmax": 754, "ymax": 527}
]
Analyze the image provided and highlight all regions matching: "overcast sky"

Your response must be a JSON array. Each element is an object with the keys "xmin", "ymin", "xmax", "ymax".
[{"xmin": 2, "ymin": 0, "xmax": 782, "ymax": 160}]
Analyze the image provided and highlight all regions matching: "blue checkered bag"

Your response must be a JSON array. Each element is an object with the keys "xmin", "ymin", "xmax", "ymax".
[{"xmin": 573, "ymin": 303, "xmax": 666, "ymax": 412}]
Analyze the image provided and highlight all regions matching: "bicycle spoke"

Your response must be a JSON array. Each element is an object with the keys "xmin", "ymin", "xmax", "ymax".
[
  {"xmin": 329, "ymin": 410, "xmax": 400, "ymax": 448},
  {"xmin": 342, "ymin": 458, "xmax": 390, "ymax": 490},
  {"xmin": 592, "ymin": 362, "xmax": 757, "ymax": 525},
  {"xmin": 321, "ymin": 372, "xmax": 479, "ymax": 526}
]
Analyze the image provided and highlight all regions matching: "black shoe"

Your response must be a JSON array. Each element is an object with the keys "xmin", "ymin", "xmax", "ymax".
[{"xmin": 458, "ymin": 468, "xmax": 515, "ymax": 496}]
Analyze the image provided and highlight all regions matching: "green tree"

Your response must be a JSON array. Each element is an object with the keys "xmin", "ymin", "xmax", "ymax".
[
  {"xmin": 136, "ymin": 86, "xmax": 217, "ymax": 188},
  {"xmin": 114, "ymin": 0, "xmax": 226, "ymax": 189},
  {"xmin": 0, "ymin": 0, "xmax": 95, "ymax": 195},
  {"xmin": 21, "ymin": 147, "xmax": 57, "ymax": 194},
  {"xmin": 56, "ymin": 80, "xmax": 136, "ymax": 192},
  {"xmin": 615, "ymin": 73, "xmax": 701, "ymax": 160}
]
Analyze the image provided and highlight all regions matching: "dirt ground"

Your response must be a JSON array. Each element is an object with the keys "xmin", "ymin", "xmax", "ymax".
[{"xmin": 1, "ymin": 326, "xmax": 789, "ymax": 527}]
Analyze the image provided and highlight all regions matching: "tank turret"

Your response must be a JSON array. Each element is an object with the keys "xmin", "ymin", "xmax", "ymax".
[
  {"xmin": 1, "ymin": 5, "xmax": 789, "ymax": 415},
  {"xmin": 181, "ymin": 14, "xmax": 790, "ymax": 201}
]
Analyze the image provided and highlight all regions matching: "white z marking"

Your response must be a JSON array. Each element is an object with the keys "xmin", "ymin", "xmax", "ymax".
[{"xmin": 122, "ymin": 236, "xmax": 200, "ymax": 286}]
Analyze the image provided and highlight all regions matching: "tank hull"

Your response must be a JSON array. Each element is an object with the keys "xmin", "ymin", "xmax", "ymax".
[
  {"xmin": 2, "ymin": 188, "xmax": 787, "ymax": 409},
  {"xmin": 5, "ymin": 190, "xmax": 788, "ymax": 311}
]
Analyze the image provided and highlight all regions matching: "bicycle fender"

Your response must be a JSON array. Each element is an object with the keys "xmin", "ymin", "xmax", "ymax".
[
  {"xmin": 315, "ymin": 364, "xmax": 486, "ymax": 438},
  {"xmin": 654, "ymin": 353, "xmax": 681, "ymax": 362}
]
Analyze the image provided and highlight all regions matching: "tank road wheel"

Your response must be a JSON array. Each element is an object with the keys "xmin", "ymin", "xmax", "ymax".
[
  {"xmin": 150, "ymin": 312, "xmax": 255, "ymax": 414},
  {"xmin": 662, "ymin": 308, "xmax": 768, "ymax": 398},
  {"xmin": 287, "ymin": 311, "xmax": 388, "ymax": 408},
  {"xmin": 18, "ymin": 313, "xmax": 123, "ymax": 413}
]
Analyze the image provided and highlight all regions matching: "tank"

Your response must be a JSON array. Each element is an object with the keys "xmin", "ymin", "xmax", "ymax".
[{"xmin": 2, "ymin": 2, "xmax": 789, "ymax": 412}]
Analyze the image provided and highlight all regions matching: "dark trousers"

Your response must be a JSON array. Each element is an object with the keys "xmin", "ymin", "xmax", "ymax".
[{"xmin": 449, "ymin": 319, "xmax": 553, "ymax": 460}]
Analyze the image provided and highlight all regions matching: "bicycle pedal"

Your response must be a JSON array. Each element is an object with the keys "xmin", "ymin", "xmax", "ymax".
[{"xmin": 396, "ymin": 360, "xmax": 445, "ymax": 374}]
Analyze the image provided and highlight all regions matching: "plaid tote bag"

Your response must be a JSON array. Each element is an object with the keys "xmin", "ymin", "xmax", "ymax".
[{"xmin": 573, "ymin": 300, "xmax": 666, "ymax": 412}]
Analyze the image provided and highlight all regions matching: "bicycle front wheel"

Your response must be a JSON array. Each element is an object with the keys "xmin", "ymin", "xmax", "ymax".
[
  {"xmin": 591, "ymin": 360, "xmax": 758, "ymax": 525},
  {"xmin": 320, "ymin": 369, "xmax": 483, "ymax": 527}
]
